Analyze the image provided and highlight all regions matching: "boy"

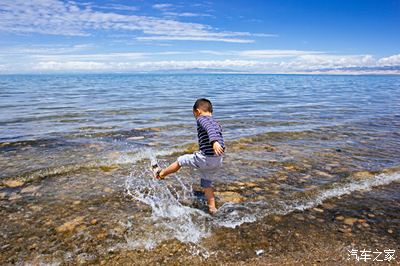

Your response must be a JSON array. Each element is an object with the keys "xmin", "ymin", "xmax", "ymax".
[{"xmin": 151, "ymin": 98, "xmax": 225, "ymax": 214}]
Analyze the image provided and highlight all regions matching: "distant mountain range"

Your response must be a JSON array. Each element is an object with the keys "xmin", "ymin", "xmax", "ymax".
[
  {"xmin": 143, "ymin": 68, "xmax": 246, "ymax": 74},
  {"xmin": 145, "ymin": 66, "xmax": 400, "ymax": 75},
  {"xmin": 305, "ymin": 65, "xmax": 400, "ymax": 74}
]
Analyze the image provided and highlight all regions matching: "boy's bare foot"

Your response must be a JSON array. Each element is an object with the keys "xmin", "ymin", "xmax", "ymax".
[
  {"xmin": 151, "ymin": 163, "xmax": 163, "ymax": 179},
  {"xmin": 208, "ymin": 206, "xmax": 218, "ymax": 215}
]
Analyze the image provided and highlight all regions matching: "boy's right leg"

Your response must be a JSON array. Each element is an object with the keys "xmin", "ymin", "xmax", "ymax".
[
  {"xmin": 155, "ymin": 153, "xmax": 196, "ymax": 179},
  {"xmin": 159, "ymin": 161, "xmax": 180, "ymax": 179}
]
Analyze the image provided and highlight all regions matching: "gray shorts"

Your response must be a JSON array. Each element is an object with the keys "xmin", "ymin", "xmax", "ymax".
[{"xmin": 177, "ymin": 151, "xmax": 223, "ymax": 188}]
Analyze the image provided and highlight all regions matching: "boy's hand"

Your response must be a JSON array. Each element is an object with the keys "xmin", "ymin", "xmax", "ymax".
[{"xmin": 212, "ymin": 141, "xmax": 224, "ymax": 156}]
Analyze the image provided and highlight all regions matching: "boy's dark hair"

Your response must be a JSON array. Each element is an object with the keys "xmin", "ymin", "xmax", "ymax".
[{"xmin": 193, "ymin": 98, "xmax": 213, "ymax": 113}]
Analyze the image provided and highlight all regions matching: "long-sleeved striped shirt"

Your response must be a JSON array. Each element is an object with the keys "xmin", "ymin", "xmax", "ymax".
[{"xmin": 196, "ymin": 115, "xmax": 225, "ymax": 156}]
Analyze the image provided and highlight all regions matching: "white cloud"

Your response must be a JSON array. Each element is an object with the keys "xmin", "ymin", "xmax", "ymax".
[
  {"xmin": 152, "ymin": 3, "xmax": 174, "ymax": 11},
  {"xmin": 34, "ymin": 61, "xmax": 109, "ymax": 71},
  {"xmin": 378, "ymin": 54, "xmax": 400, "ymax": 66},
  {"xmin": 238, "ymin": 49, "xmax": 323, "ymax": 58},
  {"xmin": 136, "ymin": 36, "xmax": 254, "ymax": 43},
  {"xmin": 94, "ymin": 4, "xmax": 138, "ymax": 12},
  {"xmin": 0, "ymin": 0, "xmax": 267, "ymax": 43},
  {"xmin": 1, "ymin": 45, "xmax": 399, "ymax": 74},
  {"xmin": 30, "ymin": 52, "xmax": 147, "ymax": 61},
  {"xmin": 1, "ymin": 44, "xmax": 94, "ymax": 56},
  {"xmin": 163, "ymin": 12, "xmax": 213, "ymax": 17},
  {"xmin": 284, "ymin": 54, "xmax": 376, "ymax": 70}
]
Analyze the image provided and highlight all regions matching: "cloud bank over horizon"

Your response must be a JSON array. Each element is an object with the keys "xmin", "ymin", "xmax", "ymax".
[{"xmin": 0, "ymin": 0, "xmax": 399, "ymax": 74}]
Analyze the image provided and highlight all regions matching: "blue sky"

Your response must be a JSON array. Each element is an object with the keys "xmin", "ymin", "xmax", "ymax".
[{"xmin": 0, "ymin": 0, "xmax": 399, "ymax": 73}]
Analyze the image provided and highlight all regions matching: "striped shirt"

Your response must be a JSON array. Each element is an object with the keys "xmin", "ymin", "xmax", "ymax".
[{"xmin": 196, "ymin": 115, "xmax": 225, "ymax": 156}]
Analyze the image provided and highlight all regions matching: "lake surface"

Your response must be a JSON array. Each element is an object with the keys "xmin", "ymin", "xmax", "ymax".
[{"xmin": 1, "ymin": 74, "xmax": 399, "ymax": 264}]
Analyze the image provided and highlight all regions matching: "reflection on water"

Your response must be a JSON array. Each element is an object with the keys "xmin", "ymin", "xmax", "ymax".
[{"xmin": 0, "ymin": 74, "xmax": 399, "ymax": 264}]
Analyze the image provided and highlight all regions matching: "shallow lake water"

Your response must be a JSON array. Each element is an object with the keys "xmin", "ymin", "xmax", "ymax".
[{"xmin": 1, "ymin": 74, "xmax": 399, "ymax": 264}]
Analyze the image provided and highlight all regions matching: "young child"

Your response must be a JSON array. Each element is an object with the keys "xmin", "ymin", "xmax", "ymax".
[{"xmin": 151, "ymin": 98, "xmax": 225, "ymax": 214}]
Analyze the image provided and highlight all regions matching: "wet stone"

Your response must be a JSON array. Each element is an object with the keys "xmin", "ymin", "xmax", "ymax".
[
  {"xmin": 2, "ymin": 180, "xmax": 24, "ymax": 188},
  {"xmin": 273, "ymin": 216, "xmax": 282, "ymax": 222},
  {"xmin": 335, "ymin": 215, "xmax": 345, "ymax": 221},
  {"xmin": 244, "ymin": 182, "xmax": 258, "ymax": 187},
  {"xmin": 56, "ymin": 216, "xmax": 85, "ymax": 233},
  {"xmin": 214, "ymin": 191, "xmax": 244, "ymax": 203},
  {"xmin": 103, "ymin": 188, "xmax": 114, "ymax": 193},
  {"xmin": 29, "ymin": 205, "xmax": 43, "ymax": 212},
  {"xmin": 321, "ymin": 203, "xmax": 335, "ymax": 209},
  {"xmin": 148, "ymin": 142, "xmax": 159, "ymax": 146},
  {"xmin": 353, "ymin": 171, "xmax": 375, "ymax": 179},
  {"xmin": 343, "ymin": 217, "xmax": 358, "ymax": 226},
  {"xmin": 99, "ymin": 165, "xmax": 119, "ymax": 172},
  {"xmin": 293, "ymin": 214, "xmax": 305, "ymax": 221},
  {"xmin": 313, "ymin": 207, "xmax": 324, "ymax": 213},
  {"xmin": 9, "ymin": 193, "xmax": 21, "ymax": 201},
  {"xmin": 127, "ymin": 136, "xmax": 145, "ymax": 140},
  {"xmin": 361, "ymin": 223, "xmax": 370, "ymax": 228},
  {"xmin": 313, "ymin": 170, "xmax": 333, "ymax": 178},
  {"xmin": 20, "ymin": 185, "xmax": 41, "ymax": 193},
  {"xmin": 96, "ymin": 232, "xmax": 108, "ymax": 240}
]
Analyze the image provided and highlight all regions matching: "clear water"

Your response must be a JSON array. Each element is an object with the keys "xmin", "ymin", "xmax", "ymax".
[{"xmin": 1, "ymin": 74, "xmax": 400, "ymax": 264}]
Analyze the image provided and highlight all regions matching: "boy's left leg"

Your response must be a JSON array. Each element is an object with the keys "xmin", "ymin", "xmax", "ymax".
[
  {"xmin": 201, "ymin": 178, "xmax": 217, "ymax": 214},
  {"xmin": 204, "ymin": 187, "xmax": 216, "ymax": 213}
]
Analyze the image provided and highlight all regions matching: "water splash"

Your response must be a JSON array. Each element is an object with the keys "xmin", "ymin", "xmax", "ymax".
[
  {"xmin": 124, "ymin": 151, "xmax": 400, "ymax": 253},
  {"xmin": 124, "ymin": 153, "xmax": 211, "ymax": 251}
]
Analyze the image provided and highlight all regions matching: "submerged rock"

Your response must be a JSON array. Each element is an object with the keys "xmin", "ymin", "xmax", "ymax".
[
  {"xmin": 313, "ymin": 170, "xmax": 333, "ymax": 178},
  {"xmin": 263, "ymin": 144, "xmax": 277, "ymax": 152},
  {"xmin": 215, "ymin": 191, "xmax": 244, "ymax": 203},
  {"xmin": 56, "ymin": 216, "xmax": 85, "ymax": 233},
  {"xmin": 352, "ymin": 171, "xmax": 374, "ymax": 179},
  {"xmin": 127, "ymin": 136, "xmax": 145, "ymax": 140},
  {"xmin": 103, "ymin": 188, "xmax": 114, "ymax": 193},
  {"xmin": 2, "ymin": 180, "xmax": 24, "ymax": 188},
  {"xmin": 313, "ymin": 207, "xmax": 324, "ymax": 213},
  {"xmin": 20, "ymin": 185, "xmax": 41, "ymax": 194},
  {"xmin": 99, "ymin": 165, "xmax": 119, "ymax": 172},
  {"xmin": 9, "ymin": 193, "xmax": 21, "ymax": 201},
  {"xmin": 321, "ymin": 202, "xmax": 335, "ymax": 209},
  {"xmin": 255, "ymin": 249, "xmax": 265, "ymax": 255},
  {"xmin": 335, "ymin": 215, "xmax": 344, "ymax": 221},
  {"xmin": 343, "ymin": 217, "xmax": 358, "ymax": 226},
  {"xmin": 272, "ymin": 216, "xmax": 282, "ymax": 223}
]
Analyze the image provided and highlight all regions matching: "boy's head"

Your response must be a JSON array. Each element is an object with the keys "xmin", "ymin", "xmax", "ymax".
[{"xmin": 193, "ymin": 98, "xmax": 213, "ymax": 117}]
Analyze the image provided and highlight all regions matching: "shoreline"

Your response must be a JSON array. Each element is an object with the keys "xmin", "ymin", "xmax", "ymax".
[{"xmin": 92, "ymin": 182, "xmax": 400, "ymax": 265}]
